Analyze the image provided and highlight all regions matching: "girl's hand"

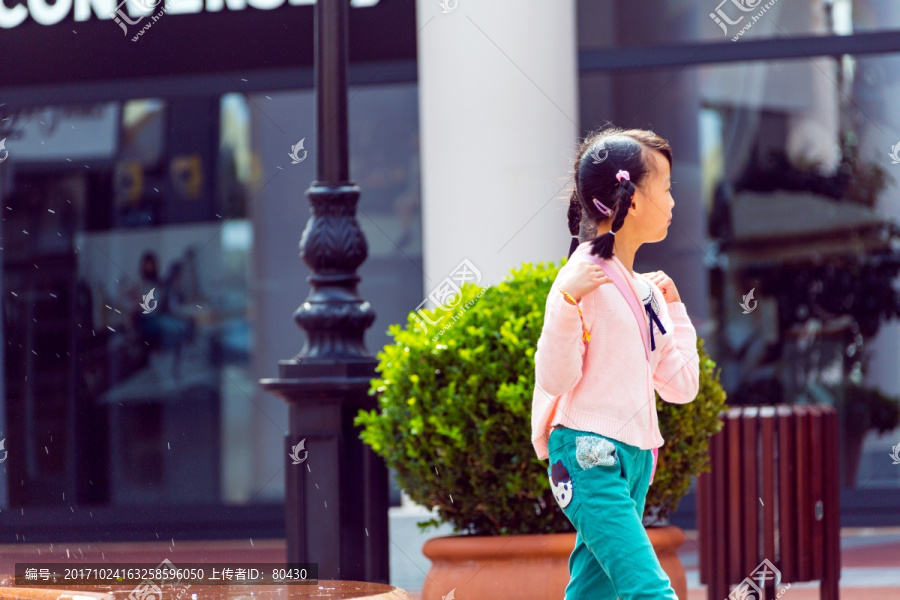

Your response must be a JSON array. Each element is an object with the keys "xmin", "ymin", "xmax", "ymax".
[
  {"xmin": 642, "ymin": 270, "xmax": 681, "ymax": 303},
  {"xmin": 557, "ymin": 260, "xmax": 612, "ymax": 302}
]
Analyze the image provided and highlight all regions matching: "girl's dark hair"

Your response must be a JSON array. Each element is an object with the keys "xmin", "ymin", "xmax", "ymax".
[{"xmin": 566, "ymin": 126, "xmax": 672, "ymax": 259}]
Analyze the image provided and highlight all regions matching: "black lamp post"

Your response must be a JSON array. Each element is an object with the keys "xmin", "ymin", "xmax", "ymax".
[{"xmin": 259, "ymin": 0, "xmax": 388, "ymax": 583}]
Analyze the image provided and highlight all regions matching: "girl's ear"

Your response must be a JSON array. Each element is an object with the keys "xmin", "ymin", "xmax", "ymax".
[{"xmin": 627, "ymin": 188, "xmax": 640, "ymax": 214}]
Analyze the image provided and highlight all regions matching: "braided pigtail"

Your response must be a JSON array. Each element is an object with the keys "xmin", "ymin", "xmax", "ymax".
[
  {"xmin": 566, "ymin": 140, "xmax": 589, "ymax": 259},
  {"xmin": 566, "ymin": 131, "xmax": 605, "ymax": 259},
  {"xmin": 589, "ymin": 177, "xmax": 636, "ymax": 260},
  {"xmin": 567, "ymin": 191, "xmax": 582, "ymax": 259}
]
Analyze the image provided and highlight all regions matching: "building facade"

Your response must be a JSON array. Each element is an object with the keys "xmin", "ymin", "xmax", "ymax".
[{"xmin": 1, "ymin": 0, "xmax": 899, "ymax": 541}]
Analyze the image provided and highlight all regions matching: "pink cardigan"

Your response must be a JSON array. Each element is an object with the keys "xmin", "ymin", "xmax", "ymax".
[{"xmin": 531, "ymin": 242, "xmax": 700, "ymax": 460}]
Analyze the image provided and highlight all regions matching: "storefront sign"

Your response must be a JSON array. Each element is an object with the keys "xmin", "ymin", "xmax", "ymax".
[
  {"xmin": 0, "ymin": 0, "xmax": 377, "ymax": 28},
  {"xmin": 0, "ymin": 0, "xmax": 414, "ymax": 90}
]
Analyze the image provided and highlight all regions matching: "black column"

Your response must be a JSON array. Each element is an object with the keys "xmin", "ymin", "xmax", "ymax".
[{"xmin": 259, "ymin": 0, "xmax": 388, "ymax": 584}]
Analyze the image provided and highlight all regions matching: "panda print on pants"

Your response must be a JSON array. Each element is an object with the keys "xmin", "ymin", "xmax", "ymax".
[{"xmin": 549, "ymin": 459, "xmax": 574, "ymax": 509}]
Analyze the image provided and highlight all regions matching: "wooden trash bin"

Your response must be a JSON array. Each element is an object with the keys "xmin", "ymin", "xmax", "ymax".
[{"xmin": 697, "ymin": 405, "xmax": 840, "ymax": 600}]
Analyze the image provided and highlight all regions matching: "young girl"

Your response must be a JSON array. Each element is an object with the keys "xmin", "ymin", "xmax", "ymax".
[{"xmin": 531, "ymin": 127, "xmax": 700, "ymax": 600}]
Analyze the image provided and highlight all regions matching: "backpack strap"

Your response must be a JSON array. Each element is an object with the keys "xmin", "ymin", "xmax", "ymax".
[
  {"xmin": 583, "ymin": 253, "xmax": 651, "ymax": 363},
  {"xmin": 582, "ymin": 253, "xmax": 661, "ymax": 484}
]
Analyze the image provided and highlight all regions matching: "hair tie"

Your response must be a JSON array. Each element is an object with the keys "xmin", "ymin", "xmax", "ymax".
[
  {"xmin": 592, "ymin": 198, "xmax": 613, "ymax": 217},
  {"xmin": 608, "ymin": 229, "xmax": 616, "ymax": 236},
  {"xmin": 616, "ymin": 170, "xmax": 630, "ymax": 182}
]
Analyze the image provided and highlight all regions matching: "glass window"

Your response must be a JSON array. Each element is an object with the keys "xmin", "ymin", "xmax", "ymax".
[
  {"xmin": 582, "ymin": 50, "xmax": 900, "ymax": 503},
  {"xmin": 0, "ymin": 82, "xmax": 422, "ymax": 514},
  {"xmin": 577, "ymin": 0, "xmax": 900, "ymax": 48},
  {"xmin": 851, "ymin": 0, "xmax": 900, "ymax": 34},
  {"xmin": 694, "ymin": 53, "xmax": 900, "ymax": 493}
]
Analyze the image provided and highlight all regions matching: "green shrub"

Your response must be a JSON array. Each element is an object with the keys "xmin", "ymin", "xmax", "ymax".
[
  {"xmin": 355, "ymin": 258, "xmax": 727, "ymax": 535},
  {"xmin": 649, "ymin": 335, "xmax": 727, "ymax": 525}
]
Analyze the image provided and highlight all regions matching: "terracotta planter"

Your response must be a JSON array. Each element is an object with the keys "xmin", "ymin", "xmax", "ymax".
[{"xmin": 422, "ymin": 527, "xmax": 687, "ymax": 600}]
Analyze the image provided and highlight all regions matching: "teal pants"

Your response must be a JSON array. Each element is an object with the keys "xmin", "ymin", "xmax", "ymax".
[{"xmin": 547, "ymin": 426, "xmax": 678, "ymax": 600}]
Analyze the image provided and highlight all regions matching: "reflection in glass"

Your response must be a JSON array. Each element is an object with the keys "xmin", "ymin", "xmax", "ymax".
[{"xmin": 699, "ymin": 54, "xmax": 900, "ymax": 491}]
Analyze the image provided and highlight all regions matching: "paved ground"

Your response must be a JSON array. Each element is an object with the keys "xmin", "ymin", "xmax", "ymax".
[
  {"xmin": 0, "ymin": 506, "xmax": 898, "ymax": 599},
  {"xmin": 389, "ymin": 504, "xmax": 900, "ymax": 599}
]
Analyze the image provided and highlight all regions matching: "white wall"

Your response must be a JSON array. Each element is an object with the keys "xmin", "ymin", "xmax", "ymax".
[{"xmin": 416, "ymin": 0, "xmax": 579, "ymax": 295}]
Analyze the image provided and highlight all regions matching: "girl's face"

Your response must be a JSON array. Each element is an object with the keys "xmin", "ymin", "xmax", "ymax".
[{"xmin": 632, "ymin": 150, "xmax": 674, "ymax": 242}]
